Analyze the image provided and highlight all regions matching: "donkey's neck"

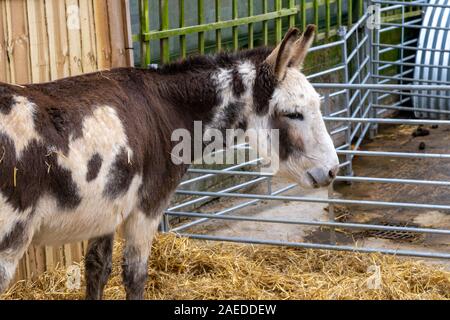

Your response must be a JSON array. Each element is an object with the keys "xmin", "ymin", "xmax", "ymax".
[{"xmin": 149, "ymin": 60, "xmax": 257, "ymax": 132}]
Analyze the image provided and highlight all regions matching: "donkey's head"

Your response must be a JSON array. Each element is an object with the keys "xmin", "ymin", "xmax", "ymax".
[{"xmin": 246, "ymin": 26, "xmax": 339, "ymax": 188}]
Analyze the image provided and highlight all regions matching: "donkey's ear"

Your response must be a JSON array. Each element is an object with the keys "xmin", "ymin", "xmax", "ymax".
[
  {"xmin": 289, "ymin": 24, "xmax": 316, "ymax": 68},
  {"xmin": 264, "ymin": 27, "xmax": 301, "ymax": 80}
]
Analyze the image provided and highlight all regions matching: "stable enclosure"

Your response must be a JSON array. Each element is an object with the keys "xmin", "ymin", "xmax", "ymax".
[
  {"xmin": 0, "ymin": 0, "xmax": 449, "ymax": 293},
  {"xmin": 150, "ymin": 0, "xmax": 450, "ymax": 260}
]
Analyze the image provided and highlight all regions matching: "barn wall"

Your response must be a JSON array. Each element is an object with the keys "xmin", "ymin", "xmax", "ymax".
[{"xmin": 0, "ymin": 0, "xmax": 133, "ymax": 282}]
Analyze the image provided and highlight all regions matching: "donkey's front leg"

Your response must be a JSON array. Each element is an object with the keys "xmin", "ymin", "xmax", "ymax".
[
  {"xmin": 84, "ymin": 234, "xmax": 114, "ymax": 300},
  {"xmin": 122, "ymin": 210, "xmax": 160, "ymax": 300}
]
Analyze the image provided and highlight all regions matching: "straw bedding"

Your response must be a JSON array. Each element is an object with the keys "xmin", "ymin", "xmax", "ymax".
[{"xmin": 2, "ymin": 233, "xmax": 449, "ymax": 300}]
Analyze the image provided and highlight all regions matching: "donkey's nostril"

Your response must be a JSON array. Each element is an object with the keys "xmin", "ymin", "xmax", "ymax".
[
  {"xmin": 328, "ymin": 165, "xmax": 339, "ymax": 179},
  {"xmin": 328, "ymin": 170, "xmax": 335, "ymax": 179}
]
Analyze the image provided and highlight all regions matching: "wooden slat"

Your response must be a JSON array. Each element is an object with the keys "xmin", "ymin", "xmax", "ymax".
[
  {"xmin": 26, "ymin": 246, "xmax": 37, "ymax": 279},
  {"xmin": 122, "ymin": 0, "xmax": 134, "ymax": 66},
  {"xmin": 6, "ymin": 0, "xmax": 31, "ymax": 84},
  {"xmin": 27, "ymin": 0, "xmax": 50, "ymax": 82},
  {"xmin": 93, "ymin": 0, "xmax": 111, "ymax": 69},
  {"xmin": 79, "ymin": 0, "xmax": 97, "ymax": 73},
  {"xmin": 45, "ymin": 246, "xmax": 55, "ymax": 271},
  {"xmin": 70, "ymin": 243, "xmax": 83, "ymax": 264},
  {"xmin": 107, "ymin": 0, "xmax": 127, "ymax": 67},
  {"xmin": 0, "ymin": 0, "xmax": 10, "ymax": 82},
  {"xmin": 45, "ymin": 0, "xmax": 70, "ymax": 79},
  {"xmin": 34, "ymin": 245, "xmax": 47, "ymax": 275},
  {"xmin": 66, "ymin": 0, "xmax": 83, "ymax": 75},
  {"xmin": 63, "ymin": 244, "xmax": 73, "ymax": 266}
]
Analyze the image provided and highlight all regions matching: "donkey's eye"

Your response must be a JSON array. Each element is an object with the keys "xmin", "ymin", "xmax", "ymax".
[{"xmin": 285, "ymin": 112, "xmax": 304, "ymax": 121}]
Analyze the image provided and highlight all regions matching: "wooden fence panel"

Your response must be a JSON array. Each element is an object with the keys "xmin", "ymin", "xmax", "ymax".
[{"xmin": 0, "ymin": 0, "xmax": 133, "ymax": 283}]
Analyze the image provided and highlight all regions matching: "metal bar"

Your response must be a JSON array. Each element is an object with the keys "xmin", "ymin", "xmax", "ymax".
[
  {"xmin": 313, "ymin": 83, "xmax": 450, "ymax": 90},
  {"xmin": 139, "ymin": 0, "xmax": 150, "ymax": 67},
  {"xmin": 232, "ymin": 0, "xmax": 238, "ymax": 50},
  {"xmin": 314, "ymin": 0, "xmax": 319, "ymax": 38},
  {"xmin": 175, "ymin": 190, "xmax": 450, "ymax": 211},
  {"xmin": 337, "ymin": 150, "xmax": 450, "ymax": 159},
  {"xmin": 306, "ymin": 65, "xmax": 346, "ymax": 80},
  {"xmin": 323, "ymin": 117, "xmax": 450, "ymax": 125},
  {"xmin": 289, "ymin": 0, "xmax": 296, "ymax": 27},
  {"xmin": 331, "ymin": 126, "xmax": 349, "ymax": 135},
  {"xmin": 301, "ymin": 0, "xmax": 307, "ymax": 30},
  {"xmin": 329, "ymin": 108, "xmax": 348, "ymax": 117},
  {"xmin": 198, "ymin": 0, "xmax": 205, "ymax": 54},
  {"xmin": 372, "ymin": 0, "xmax": 450, "ymax": 9},
  {"xmin": 262, "ymin": 0, "xmax": 269, "ymax": 45},
  {"xmin": 339, "ymin": 26, "xmax": 353, "ymax": 177},
  {"xmin": 336, "ymin": 176, "xmax": 450, "ymax": 186},
  {"xmin": 326, "ymin": 0, "xmax": 331, "ymax": 37},
  {"xmin": 373, "ymin": 104, "xmax": 450, "ymax": 115},
  {"xmin": 347, "ymin": 35, "xmax": 368, "ymax": 63},
  {"xmin": 187, "ymin": 168, "xmax": 272, "ymax": 177},
  {"xmin": 180, "ymin": 158, "xmax": 262, "ymax": 187},
  {"xmin": 381, "ymin": 22, "xmax": 450, "ymax": 32},
  {"xmin": 248, "ymin": 0, "xmax": 254, "ymax": 49},
  {"xmin": 378, "ymin": 55, "xmax": 415, "ymax": 70},
  {"xmin": 348, "ymin": 0, "xmax": 352, "ymax": 26},
  {"xmin": 337, "ymin": 0, "xmax": 342, "ymax": 27},
  {"xmin": 374, "ymin": 59, "xmax": 450, "ymax": 69},
  {"xmin": 177, "ymin": 233, "xmax": 450, "ymax": 259},
  {"xmin": 172, "ymin": 177, "xmax": 268, "ymax": 211},
  {"xmin": 308, "ymin": 39, "xmax": 345, "ymax": 52},
  {"xmin": 319, "ymin": 89, "xmax": 347, "ymax": 99},
  {"xmin": 160, "ymin": 0, "xmax": 170, "ymax": 63},
  {"xmin": 179, "ymin": 0, "xmax": 186, "ymax": 58},
  {"xmin": 349, "ymin": 57, "xmax": 370, "ymax": 84},
  {"xmin": 187, "ymin": 168, "xmax": 450, "ymax": 187},
  {"xmin": 350, "ymin": 94, "xmax": 372, "ymax": 141},
  {"xmin": 373, "ymin": 74, "xmax": 450, "ymax": 85},
  {"xmin": 344, "ymin": 12, "xmax": 370, "ymax": 40},
  {"xmin": 374, "ymin": 42, "xmax": 450, "ymax": 54},
  {"xmin": 215, "ymin": 0, "xmax": 221, "ymax": 51},
  {"xmin": 275, "ymin": 0, "xmax": 282, "ymax": 43},
  {"xmin": 373, "ymin": 90, "xmax": 450, "ymax": 99},
  {"xmin": 168, "ymin": 212, "xmax": 450, "ymax": 235}
]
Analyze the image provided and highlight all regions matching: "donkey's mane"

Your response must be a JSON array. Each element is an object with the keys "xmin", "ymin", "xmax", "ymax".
[{"xmin": 153, "ymin": 46, "xmax": 272, "ymax": 75}]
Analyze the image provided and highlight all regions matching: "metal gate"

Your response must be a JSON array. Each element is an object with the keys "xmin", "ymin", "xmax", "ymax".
[{"xmin": 139, "ymin": 0, "xmax": 450, "ymax": 259}]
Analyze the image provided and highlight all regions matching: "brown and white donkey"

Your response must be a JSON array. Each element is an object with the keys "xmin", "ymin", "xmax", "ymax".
[{"xmin": 0, "ymin": 26, "xmax": 338, "ymax": 299}]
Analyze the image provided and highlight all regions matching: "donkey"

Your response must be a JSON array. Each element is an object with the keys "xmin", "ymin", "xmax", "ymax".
[{"xmin": 0, "ymin": 25, "xmax": 339, "ymax": 299}]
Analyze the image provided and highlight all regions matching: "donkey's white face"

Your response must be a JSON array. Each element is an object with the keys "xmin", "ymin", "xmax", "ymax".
[
  {"xmin": 248, "ymin": 26, "xmax": 339, "ymax": 188},
  {"xmin": 269, "ymin": 68, "xmax": 339, "ymax": 188}
]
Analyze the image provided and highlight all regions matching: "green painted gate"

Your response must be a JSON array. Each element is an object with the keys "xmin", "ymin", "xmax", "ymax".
[{"xmin": 132, "ymin": 0, "xmax": 367, "ymax": 66}]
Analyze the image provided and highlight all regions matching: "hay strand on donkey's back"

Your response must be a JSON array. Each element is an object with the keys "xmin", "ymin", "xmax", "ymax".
[{"xmin": 2, "ymin": 233, "xmax": 449, "ymax": 300}]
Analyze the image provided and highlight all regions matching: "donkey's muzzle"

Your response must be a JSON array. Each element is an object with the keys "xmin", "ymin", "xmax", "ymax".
[{"xmin": 307, "ymin": 165, "xmax": 339, "ymax": 188}]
